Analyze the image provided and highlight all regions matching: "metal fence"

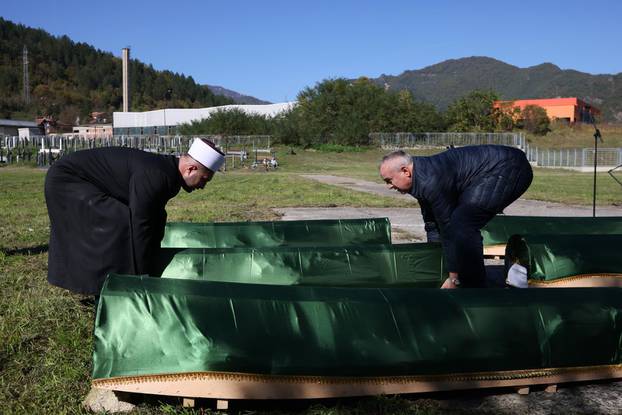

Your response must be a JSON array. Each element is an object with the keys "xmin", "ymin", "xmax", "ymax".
[
  {"xmin": 369, "ymin": 132, "xmax": 526, "ymax": 149},
  {"xmin": 524, "ymin": 146, "xmax": 622, "ymax": 169},
  {"xmin": 369, "ymin": 132, "xmax": 622, "ymax": 169},
  {"xmin": 2, "ymin": 133, "xmax": 621, "ymax": 170},
  {"xmin": 0, "ymin": 134, "xmax": 272, "ymax": 167}
]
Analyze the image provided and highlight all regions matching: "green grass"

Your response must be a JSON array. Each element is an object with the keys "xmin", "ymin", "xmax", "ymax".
[
  {"xmin": 526, "ymin": 122, "xmax": 622, "ymax": 148},
  {"xmin": 276, "ymin": 147, "xmax": 437, "ymax": 181},
  {"xmin": 527, "ymin": 168, "xmax": 621, "ymax": 205},
  {"xmin": 1, "ymin": 148, "xmax": 621, "ymax": 414}
]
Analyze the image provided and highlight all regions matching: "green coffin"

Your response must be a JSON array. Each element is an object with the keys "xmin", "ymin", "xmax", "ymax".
[
  {"xmin": 154, "ymin": 243, "xmax": 445, "ymax": 288},
  {"xmin": 482, "ymin": 216, "xmax": 622, "ymax": 246},
  {"xmin": 506, "ymin": 234, "xmax": 622, "ymax": 281},
  {"xmin": 161, "ymin": 218, "xmax": 392, "ymax": 248},
  {"xmin": 93, "ymin": 274, "xmax": 622, "ymax": 380}
]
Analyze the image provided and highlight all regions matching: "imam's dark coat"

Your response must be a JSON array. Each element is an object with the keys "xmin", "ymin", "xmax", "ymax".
[
  {"xmin": 44, "ymin": 147, "xmax": 182, "ymax": 295},
  {"xmin": 410, "ymin": 145, "xmax": 533, "ymax": 284}
]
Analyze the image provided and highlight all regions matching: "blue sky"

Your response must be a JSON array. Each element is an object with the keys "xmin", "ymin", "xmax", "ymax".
[{"xmin": 3, "ymin": 0, "xmax": 621, "ymax": 102}]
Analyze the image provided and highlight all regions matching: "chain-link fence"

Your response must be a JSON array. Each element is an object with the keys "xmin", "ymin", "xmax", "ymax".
[
  {"xmin": 0, "ymin": 134, "xmax": 272, "ymax": 167},
  {"xmin": 524, "ymin": 146, "xmax": 622, "ymax": 170},
  {"xmin": 369, "ymin": 132, "xmax": 526, "ymax": 149},
  {"xmin": 370, "ymin": 132, "xmax": 622, "ymax": 170},
  {"xmin": 3, "ymin": 132, "xmax": 621, "ymax": 170}
]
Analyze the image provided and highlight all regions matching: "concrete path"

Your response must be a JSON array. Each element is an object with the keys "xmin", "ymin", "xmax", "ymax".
[{"xmin": 278, "ymin": 174, "xmax": 622, "ymax": 242}]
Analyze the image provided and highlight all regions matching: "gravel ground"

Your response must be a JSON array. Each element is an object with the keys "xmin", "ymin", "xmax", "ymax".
[{"xmin": 273, "ymin": 174, "xmax": 622, "ymax": 415}]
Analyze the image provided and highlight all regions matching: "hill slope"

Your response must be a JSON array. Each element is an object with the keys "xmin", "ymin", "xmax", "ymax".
[
  {"xmin": 373, "ymin": 57, "xmax": 622, "ymax": 122},
  {"xmin": 206, "ymin": 85, "xmax": 270, "ymax": 105},
  {"xmin": 0, "ymin": 17, "xmax": 233, "ymax": 123}
]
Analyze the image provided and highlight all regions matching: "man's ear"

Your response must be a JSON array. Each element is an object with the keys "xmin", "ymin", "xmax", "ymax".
[
  {"xmin": 401, "ymin": 166, "xmax": 411, "ymax": 177},
  {"xmin": 181, "ymin": 164, "xmax": 197, "ymax": 177},
  {"xmin": 187, "ymin": 164, "xmax": 198, "ymax": 173}
]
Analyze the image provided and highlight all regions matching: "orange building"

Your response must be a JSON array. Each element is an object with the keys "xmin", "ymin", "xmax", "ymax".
[{"xmin": 494, "ymin": 97, "xmax": 600, "ymax": 123}]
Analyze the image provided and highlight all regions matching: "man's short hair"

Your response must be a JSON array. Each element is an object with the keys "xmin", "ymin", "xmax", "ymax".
[{"xmin": 381, "ymin": 150, "xmax": 412, "ymax": 171}]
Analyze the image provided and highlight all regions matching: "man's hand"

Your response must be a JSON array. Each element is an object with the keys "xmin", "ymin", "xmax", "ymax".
[{"xmin": 441, "ymin": 273, "xmax": 460, "ymax": 289}]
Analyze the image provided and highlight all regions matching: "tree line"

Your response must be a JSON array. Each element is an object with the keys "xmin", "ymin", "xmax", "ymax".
[
  {"xmin": 180, "ymin": 78, "xmax": 550, "ymax": 145},
  {"xmin": 0, "ymin": 18, "xmax": 232, "ymax": 124}
]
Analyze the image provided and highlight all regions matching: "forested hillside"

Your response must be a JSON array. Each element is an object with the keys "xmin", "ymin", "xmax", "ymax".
[
  {"xmin": 206, "ymin": 84, "xmax": 270, "ymax": 105},
  {"xmin": 0, "ymin": 18, "xmax": 232, "ymax": 123},
  {"xmin": 373, "ymin": 57, "xmax": 622, "ymax": 122}
]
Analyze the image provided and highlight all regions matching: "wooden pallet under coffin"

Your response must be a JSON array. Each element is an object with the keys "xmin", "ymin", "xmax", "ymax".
[
  {"xmin": 92, "ymin": 275, "xmax": 622, "ymax": 400},
  {"xmin": 93, "ymin": 365, "xmax": 622, "ymax": 400},
  {"xmin": 92, "ymin": 365, "xmax": 622, "ymax": 399},
  {"xmin": 528, "ymin": 274, "xmax": 622, "ymax": 288}
]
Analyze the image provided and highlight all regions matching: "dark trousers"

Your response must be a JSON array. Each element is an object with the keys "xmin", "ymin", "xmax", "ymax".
[
  {"xmin": 446, "ymin": 163, "xmax": 533, "ymax": 288},
  {"xmin": 447, "ymin": 205, "xmax": 496, "ymax": 288}
]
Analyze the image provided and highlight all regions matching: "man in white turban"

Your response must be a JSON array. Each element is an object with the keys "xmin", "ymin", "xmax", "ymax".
[{"xmin": 44, "ymin": 138, "xmax": 225, "ymax": 295}]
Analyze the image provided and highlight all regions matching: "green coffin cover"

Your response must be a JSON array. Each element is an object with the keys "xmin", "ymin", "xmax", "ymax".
[
  {"xmin": 161, "ymin": 218, "xmax": 392, "ymax": 248},
  {"xmin": 482, "ymin": 216, "xmax": 622, "ymax": 246},
  {"xmin": 93, "ymin": 274, "xmax": 622, "ymax": 380},
  {"xmin": 506, "ymin": 234, "xmax": 622, "ymax": 281},
  {"xmin": 154, "ymin": 243, "xmax": 445, "ymax": 288}
]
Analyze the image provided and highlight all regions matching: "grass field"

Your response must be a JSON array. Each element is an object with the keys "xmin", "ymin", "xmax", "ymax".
[
  {"xmin": 525, "ymin": 122, "xmax": 622, "ymax": 148},
  {"xmin": 1, "ymin": 147, "xmax": 621, "ymax": 414}
]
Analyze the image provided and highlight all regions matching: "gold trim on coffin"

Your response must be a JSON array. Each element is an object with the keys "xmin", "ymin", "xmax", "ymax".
[
  {"xmin": 529, "ymin": 273, "xmax": 622, "ymax": 287},
  {"xmin": 92, "ymin": 364, "xmax": 622, "ymax": 399}
]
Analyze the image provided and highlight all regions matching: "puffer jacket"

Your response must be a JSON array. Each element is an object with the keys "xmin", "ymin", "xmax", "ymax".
[{"xmin": 410, "ymin": 145, "xmax": 532, "ymax": 267}]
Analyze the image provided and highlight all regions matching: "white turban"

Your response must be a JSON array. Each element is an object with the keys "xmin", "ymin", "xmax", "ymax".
[{"xmin": 188, "ymin": 138, "xmax": 225, "ymax": 172}]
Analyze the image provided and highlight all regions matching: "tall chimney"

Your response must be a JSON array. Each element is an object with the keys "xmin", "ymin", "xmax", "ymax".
[{"xmin": 122, "ymin": 48, "xmax": 130, "ymax": 112}]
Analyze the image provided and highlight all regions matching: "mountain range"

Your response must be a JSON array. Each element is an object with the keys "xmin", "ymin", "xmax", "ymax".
[{"xmin": 370, "ymin": 56, "xmax": 622, "ymax": 122}]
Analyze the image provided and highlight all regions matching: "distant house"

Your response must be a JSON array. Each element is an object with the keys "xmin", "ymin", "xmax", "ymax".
[
  {"xmin": 72, "ymin": 123, "xmax": 113, "ymax": 138},
  {"xmin": 0, "ymin": 119, "xmax": 42, "ymax": 136},
  {"xmin": 494, "ymin": 98, "xmax": 600, "ymax": 123}
]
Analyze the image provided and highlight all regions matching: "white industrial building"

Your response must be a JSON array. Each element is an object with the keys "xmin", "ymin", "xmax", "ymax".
[{"xmin": 113, "ymin": 102, "xmax": 295, "ymax": 135}]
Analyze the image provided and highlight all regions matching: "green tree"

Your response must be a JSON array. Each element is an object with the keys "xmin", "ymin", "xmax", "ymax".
[
  {"xmin": 492, "ymin": 101, "xmax": 520, "ymax": 131},
  {"xmin": 179, "ymin": 108, "xmax": 271, "ymax": 135},
  {"xmin": 445, "ymin": 90, "xmax": 500, "ymax": 132},
  {"xmin": 520, "ymin": 104, "xmax": 550, "ymax": 135},
  {"xmin": 274, "ymin": 78, "xmax": 444, "ymax": 147}
]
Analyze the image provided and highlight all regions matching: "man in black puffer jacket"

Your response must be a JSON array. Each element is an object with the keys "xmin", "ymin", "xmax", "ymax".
[{"xmin": 379, "ymin": 145, "xmax": 533, "ymax": 288}]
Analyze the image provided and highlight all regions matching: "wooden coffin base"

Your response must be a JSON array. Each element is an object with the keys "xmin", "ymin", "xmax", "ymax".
[
  {"xmin": 529, "ymin": 274, "xmax": 622, "ymax": 288},
  {"xmin": 92, "ymin": 364, "xmax": 622, "ymax": 400}
]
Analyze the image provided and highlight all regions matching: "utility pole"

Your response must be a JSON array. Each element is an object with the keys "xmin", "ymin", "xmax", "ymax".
[{"xmin": 23, "ymin": 45, "xmax": 30, "ymax": 105}]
